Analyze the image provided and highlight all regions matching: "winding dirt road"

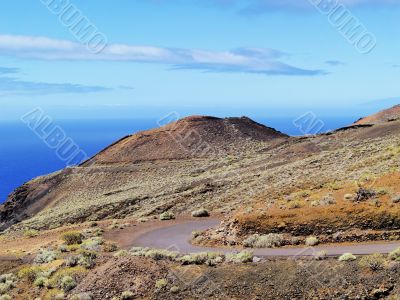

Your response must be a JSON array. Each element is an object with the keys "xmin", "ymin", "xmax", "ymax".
[{"xmin": 128, "ymin": 219, "xmax": 400, "ymax": 257}]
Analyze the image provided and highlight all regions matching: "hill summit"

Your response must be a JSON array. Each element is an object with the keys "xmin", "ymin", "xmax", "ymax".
[{"xmin": 84, "ymin": 115, "xmax": 288, "ymax": 165}]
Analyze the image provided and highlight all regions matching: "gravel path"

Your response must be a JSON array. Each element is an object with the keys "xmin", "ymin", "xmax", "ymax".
[{"xmin": 131, "ymin": 219, "xmax": 400, "ymax": 257}]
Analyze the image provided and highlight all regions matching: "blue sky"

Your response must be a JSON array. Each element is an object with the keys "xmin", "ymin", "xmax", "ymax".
[{"xmin": 0, "ymin": 0, "xmax": 399, "ymax": 121}]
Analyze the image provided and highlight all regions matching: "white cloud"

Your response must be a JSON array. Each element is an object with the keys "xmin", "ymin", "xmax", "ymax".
[{"xmin": 0, "ymin": 34, "xmax": 325, "ymax": 76}]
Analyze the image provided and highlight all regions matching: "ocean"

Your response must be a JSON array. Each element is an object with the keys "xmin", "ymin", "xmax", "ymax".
[{"xmin": 0, "ymin": 116, "xmax": 355, "ymax": 203}]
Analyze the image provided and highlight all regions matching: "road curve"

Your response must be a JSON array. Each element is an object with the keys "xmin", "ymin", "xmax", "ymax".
[{"xmin": 131, "ymin": 219, "xmax": 400, "ymax": 257}]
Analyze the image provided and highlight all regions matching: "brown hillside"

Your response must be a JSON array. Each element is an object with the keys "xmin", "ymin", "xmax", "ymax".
[
  {"xmin": 83, "ymin": 116, "xmax": 288, "ymax": 165},
  {"xmin": 1, "ymin": 108, "xmax": 400, "ymax": 233},
  {"xmin": 354, "ymin": 104, "xmax": 400, "ymax": 125}
]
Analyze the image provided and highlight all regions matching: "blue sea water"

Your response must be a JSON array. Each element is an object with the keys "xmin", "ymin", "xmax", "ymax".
[{"xmin": 0, "ymin": 116, "xmax": 355, "ymax": 203}]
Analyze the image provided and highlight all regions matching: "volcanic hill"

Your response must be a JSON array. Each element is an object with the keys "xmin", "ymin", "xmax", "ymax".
[{"xmin": 1, "ymin": 108, "xmax": 400, "ymax": 234}]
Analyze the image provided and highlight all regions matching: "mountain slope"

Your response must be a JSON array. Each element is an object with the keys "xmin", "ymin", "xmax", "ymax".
[
  {"xmin": 1, "ymin": 109, "xmax": 400, "ymax": 232},
  {"xmin": 354, "ymin": 104, "xmax": 400, "ymax": 125}
]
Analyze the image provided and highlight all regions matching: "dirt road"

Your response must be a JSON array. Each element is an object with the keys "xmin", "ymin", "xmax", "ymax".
[{"xmin": 129, "ymin": 219, "xmax": 400, "ymax": 257}]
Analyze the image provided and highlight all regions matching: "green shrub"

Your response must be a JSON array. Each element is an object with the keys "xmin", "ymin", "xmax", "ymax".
[
  {"xmin": 191, "ymin": 231, "xmax": 202, "ymax": 239},
  {"xmin": 34, "ymin": 276, "xmax": 47, "ymax": 287},
  {"xmin": 0, "ymin": 282, "xmax": 12, "ymax": 295},
  {"xmin": 34, "ymin": 249, "xmax": 57, "ymax": 264},
  {"xmin": 70, "ymin": 293, "xmax": 92, "ymax": 300},
  {"xmin": 159, "ymin": 212, "xmax": 175, "ymax": 221},
  {"xmin": 23, "ymin": 229, "xmax": 39, "ymax": 238},
  {"xmin": 77, "ymin": 250, "xmax": 97, "ymax": 269},
  {"xmin": 305, "ymin": 236, "xmax": 319, "ymax": 247},
  {"xmin": 226, "ymin": 251, "xmax": 253, "ymax": 263},
  {"xmin": 388, "ymin": 247, "xmax": 400, "ymax": 260},
  {"xmin": 338, "ymin": 253, "xmax": 356, "ymax": 262},
  {"xmin": 0, "ymin": 274, "xmax": 15, "ymax": 284},
  {"xmin": 170, "ymin": 286, "xmax": 180, "ymax": 293},
  {"xmin": 113, "ymin": 250, "xmax": 129, "ymax": 257},
  {"xmin": 65, "ymin": 256, "xmax": 79, "ymax": 267},
  {"xmin": 61, "ymin": 275, "xmax": 76, "ymax": 292},
  {"xmin": 191, "ymin": 209, "xmax": 209, "ymax": 218},
  {"xmin": 314, "ymin": 250, "xmax": 328, "ymax": 260},
  {"xmin": 155, "ymin": 279, "xmax": 168, "ymax": 289},
  {"xmin": 144, "ymin": 249, "xmax": 179, "ymax": 261},
  {"xmin": 18, "ymin": 266, "xmax": 43, "ymax": 282},
  {"xmin": 392, "ymin": 194, "xmax": 400, "ymax": 204},
  {"xmin": 0, "ymin": 295, "xmax": 11, "ymax": 300},
  {"xmin": 179, "ymin": 252, "xmax": 223, "ymax": 265},
  {"xmin": 243, "ymin": 234, "xmax": 284, "ymax": 248},
  {"xmin": 121, "ymin": 291, "xmax": 135, "ymax": 300},
  {"xmin": 102, "ymin": 242, "xmax": 118, "ymax": 252},
  {"xmin": 80, "ymin": 237, "xmax": 103, "ymax": 251},
  {"xmin": 46, "ymin": 266, "xmax": 87, "ymax": 290},
  {"xmin": 62, "ymin": 231, "xmax": 83, "ymax": 245},
  {"xmin": 359, "ymin": 254, "xmax": 386, "ymax": 271}
]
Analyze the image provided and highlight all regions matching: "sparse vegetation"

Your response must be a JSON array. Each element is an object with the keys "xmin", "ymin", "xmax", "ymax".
[
  {"xmin": 18, "ymin": 266, "xmax": 43, "ymax": 282},
  {"xmin": 226, "ymin": 251, "xmax": 253, "ymax": 263},
  {"xmin": 243, "ymin": 233, "xmax": 284, "ymax": 248},
  {"xmin": 305, "ymin": 236, "xmax": 319, "ymax": 247},
  {"xmin": 192, "ymin": 208, "xmax": 210, "ymax": 217},
  {"xmin": 23, "ymin": 229, "xmax": 39, "ymax": 238},
  {"xmin": 339, "ymin": 253, "xmax": 356, "ymax": 262},
  {"xmin": 359, "ymin": 254, "xmax": 386, "ymax": 271},
  {"xmin": 159, "ymin": 212, "xmax": 175, "ymax": 220},
  {"xmin": 80, "ymin": 237, "xmax": 103, "ymax": 251},
  {"xmin": 155, "ymin": 278, "xmax": 168, "ymax": 289},
  {"xmin": 60, "ymin": 275, "xmax": 76, "ymax": 292},
  {"xmin": 70, "ymin": 293, "xmax": 92, "ymax": 300},
  {"xmin": 34, "ymin": 249, "xmax": 57, "ymax": 264},
  {"xmin": 102, "ymin": 242, "xmax": 118, "ymax": 252},
  {"xmin": 389, "ymin": 247, "xmax": 400, "ymax": 261},
  {"xmin": 170, "ymin": 286, "xmax": 180, "ymax": 293},
  {"xmin": 121, "ymin": 291, "xmax": 135, "ymax": 300},
  {"xmin": 62, "ymin": 231, "xmax": 83, "ymax": 245},
  {"xmin": 114, "ymin": 250, "xmax": 129, "ymax": 257}
]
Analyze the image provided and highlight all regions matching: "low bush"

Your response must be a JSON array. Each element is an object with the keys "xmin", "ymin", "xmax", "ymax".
[
  {"xmin": 80, "ymin": 237, "xmax": 103, "ymax": 251},
  {"xmin": 191, "ymin": 209, "xmax": 210, "ymax": 218},
  {"xmin": 34, "ymin": 276, "xmax": 47, "ymax": 287},
  {"xmin": 338, "ymin": 253, "xmax": 356, "ymax": 262},
  {"xmin": 18, "ymin": 266, "xmax": 43, "ymax": 282},
  {"xmin": 114, "ymin": 250, "xmax": 129, "ymax": 257},
  {"xmin": 61, "ymin": 275, "xmax": 76, "ymax": 292},
  {"xmin": 34, "ymin": 249, "xmax": 57, "ymax": 264},
  {"xmin": 170, "ymin": 286, "xmax": 180, "ymax": 293},
  {"xmin": 159, "ymin": 212, "xmax": 175, "ymax": 221},
  {"xmin": 305, "ymin": 236, "xmax": 319, "ymax": 247},
  {"xmin": 392, "ymin": 194, "xmax": 400, "ymax": 204},
  {"xmin": 389, "ymin": 247, "xmax": 400, "ymax": 261},
  {"xmin": 23, "ymin": 229, "xmax": 39, "ymax": 238},
  {"xmin": 243, "ymin": 233, "xmax": 284, "ymax": 248},
  {"xmin": 179, "ymin": 252, "xmax": 223, "ymax": 265},
  {"xmin": 143, "ymin": 249, "xmax": 179, "ymax": 261},
  {"xmin": 0, "ymin": 295, "xmax": 11, "ymax": 300},
  {"xmin": 102, "ymin": 242, "xmax": 118, "ymax": 252},
  {"xmin": 314, "ymin": 250, "xmax": 328, "ymax": 260},
  {"xmin": 359, "ymin": 254, "xmax": 386, "ymax": 271},
  {"xmin": 121, "ymin": 291, "xmax": 135, "ymax": 300},
  {"xmin": 70, "ymin": 293, "xmax": 92, "ymax": 300},
  {"xmin": 226, "ymin": 251, "xmax": 253, "ymax": 263},
  {"xmin": 62, "ymin": 231, "xmax": 83, "ymax": 245},
  {"xmin": 46, "ymin": 266, "xmax": 87, "ymax": 290},
  {"xmin": 155, "ymin": 279, "xmax": 168, "ymax": 289}
]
